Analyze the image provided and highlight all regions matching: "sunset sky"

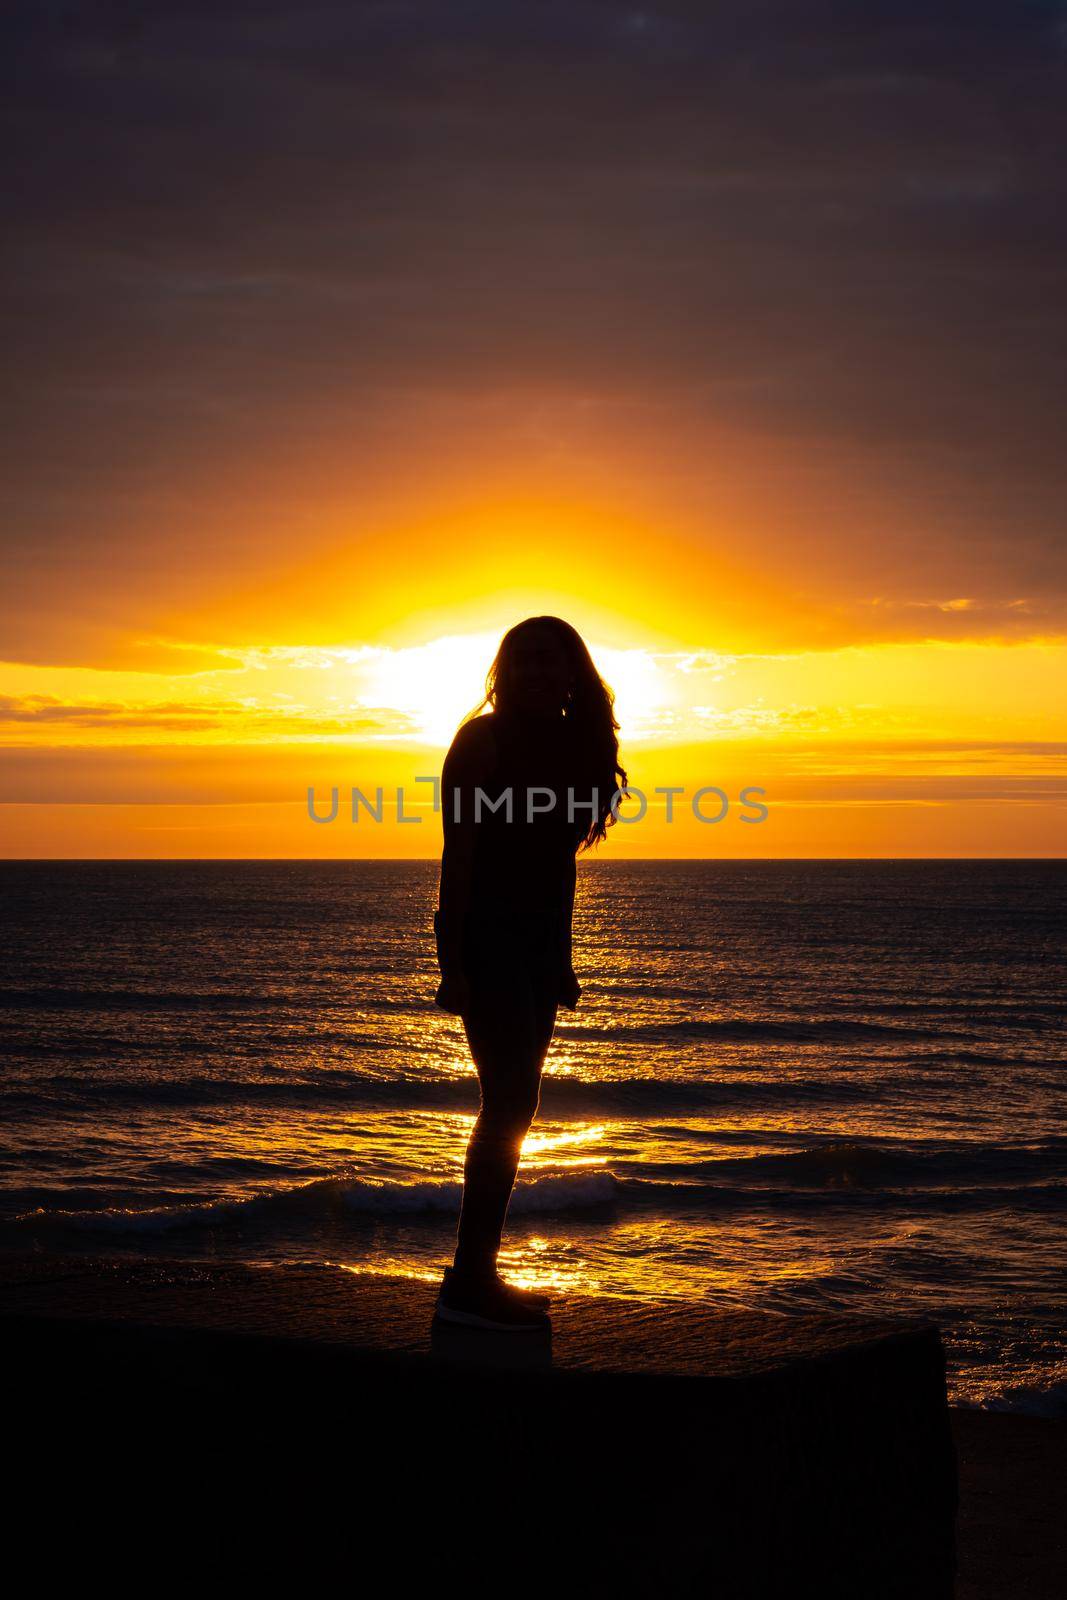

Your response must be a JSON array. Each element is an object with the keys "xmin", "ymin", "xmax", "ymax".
[{"xmin": 3, "ymin": 2, "xmax": 1065, "ymax": 857}]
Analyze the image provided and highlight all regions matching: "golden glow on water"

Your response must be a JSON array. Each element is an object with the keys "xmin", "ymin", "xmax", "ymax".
[
  {"xmin": 336, "ymin": 1261, "xmax": 442, "ymax": 1285},
  {"xmin": 334, "ymin": 1244, "xmax": 595, "ymax": 1299},
  {"xmin": 539, "ymin": 1053, "xmax": 585, "ymax": 1079},
  {"xmin": 520, "ymin": 1124, "xmax": 607, "ymax": 1165},
  {"xmin": 495, "ymin": 1240, "xmax": 592, "ymax": 1297},
  {"xmin": 492, "ymin": 1218, "xmax": 846, "ymax": 1305}
]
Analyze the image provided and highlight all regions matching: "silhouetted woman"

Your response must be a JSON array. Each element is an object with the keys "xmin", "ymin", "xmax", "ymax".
[{"xmin": 432, "ymin": 616, "xmax": 627, "ymax": 1330}]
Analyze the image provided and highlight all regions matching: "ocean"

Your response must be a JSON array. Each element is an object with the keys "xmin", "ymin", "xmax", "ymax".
[{"xmin": 2, "ymin": 858, "xmax": 1064, "ymax": 1413}]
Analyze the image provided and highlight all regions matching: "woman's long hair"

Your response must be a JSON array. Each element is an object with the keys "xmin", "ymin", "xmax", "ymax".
[{"xmin": 460, "ymin": 615, "xmax": 629, "ymax": 852}]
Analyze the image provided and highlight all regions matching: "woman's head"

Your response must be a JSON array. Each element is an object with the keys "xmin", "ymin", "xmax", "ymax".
[
  {"xmin": 493, "ymin": 617, "xmax": 577, "ymax": 717},
  {"xmin": 462, "ymin": 616, "xmax": 629, "ymax": 850}
]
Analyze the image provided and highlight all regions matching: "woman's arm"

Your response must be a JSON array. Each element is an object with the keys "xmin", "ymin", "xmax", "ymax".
[
  {"xmin": 434, "ymin": 717, "xmax": 494, "ymax": 1010},
  {"xmin": 560, "ymin": 852, "xmax": 577, "ymax": 964},
  {"xmin": 557, "ymin": 850, "xmax": 582, "ymax": 1009}
]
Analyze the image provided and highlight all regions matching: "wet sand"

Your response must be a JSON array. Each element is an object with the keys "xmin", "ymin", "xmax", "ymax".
[{"xmin": 952, "ymin": 1407, "xmax": 1066, "ymax": 1600}]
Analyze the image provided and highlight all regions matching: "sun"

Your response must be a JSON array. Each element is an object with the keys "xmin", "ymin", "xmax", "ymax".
[
  {"xmin": 359, "ymin": 632, "xmax": 498, "ymax": 746},
  {"xmin": 358, "ymin": 631, "xmax": 670, "ymax": 746}
]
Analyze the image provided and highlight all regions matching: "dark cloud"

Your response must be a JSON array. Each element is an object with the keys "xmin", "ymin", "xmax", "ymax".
[{"xmin": 3, "ymin": 1, "xmax": 1065, "ymax": 648}]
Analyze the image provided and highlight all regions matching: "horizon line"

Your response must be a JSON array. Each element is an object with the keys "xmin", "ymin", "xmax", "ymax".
[{"xmin": 1, "ymin": 856, "xmax": 1064, "ymax": 866}]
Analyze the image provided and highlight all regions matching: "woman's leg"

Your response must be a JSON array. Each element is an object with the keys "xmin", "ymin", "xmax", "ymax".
[{"xmin": 452, "ymin": 966, "xmax": 556, "ymax": 1280}]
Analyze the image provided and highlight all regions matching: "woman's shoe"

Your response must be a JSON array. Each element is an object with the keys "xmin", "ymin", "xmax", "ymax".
[
  {"xmin": 440, "ymin": 1265, "xmax": 551, "ymax": 1310},
  {"xmin": 436, "ymin": 1267, "xmax": 549, "ymax": 1331}
]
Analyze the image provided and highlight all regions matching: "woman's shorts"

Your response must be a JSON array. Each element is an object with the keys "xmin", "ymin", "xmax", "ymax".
[{"xmin": 461, "ymin": 905, "xmax": 566, "ymax": 999}]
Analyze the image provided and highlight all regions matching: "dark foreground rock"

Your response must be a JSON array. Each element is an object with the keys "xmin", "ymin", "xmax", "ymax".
[{"xmin": 2, "ymin": 1256, "xmax": 958, "ymax": 1598}]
